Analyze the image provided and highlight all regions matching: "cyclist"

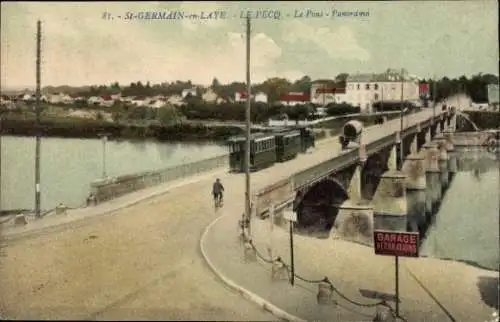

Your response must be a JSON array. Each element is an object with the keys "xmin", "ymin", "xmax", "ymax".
[{"xmin": 212, "ymin": 178, "xmax": 224, "ymax": 205}]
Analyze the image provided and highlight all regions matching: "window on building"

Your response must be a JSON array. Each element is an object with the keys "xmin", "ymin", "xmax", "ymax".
[
  {"xmin": 357, "ymin": 84, "xmax": 360, "ymax": 90},
  {"xmin": 374, "ymin": 93, "xmax": 379, "ymax": 100},
  {"xmin": 365, "ymin": 84, "xmax": 370, "ymax": 90},
  {"xmin": 374, "ymin": 84, "xmax": 379, "ymax": 90},
  {"xmin": 366, "ymin": 103, "xmax": 370, "ymax": 110}
]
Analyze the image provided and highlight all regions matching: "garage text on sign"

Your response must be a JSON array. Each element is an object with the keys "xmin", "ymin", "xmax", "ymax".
[{"xmin": 374, "ymin": 230, "xmax": 420, "ymax": 257}]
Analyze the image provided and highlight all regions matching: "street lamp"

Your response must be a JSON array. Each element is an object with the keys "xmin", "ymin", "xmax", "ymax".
[
  {"xmin": 98, "ymin": 133, "xmax": 110, "ymax": 179},
  {"xmin": 0, "ymin": 114, "xmax": 3, "ymax": 212}
]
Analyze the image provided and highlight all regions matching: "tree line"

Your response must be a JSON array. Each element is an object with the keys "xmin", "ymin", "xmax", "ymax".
[{"xmin": 39, "ymin": 73, "xmax": 498, "ymax": 105}]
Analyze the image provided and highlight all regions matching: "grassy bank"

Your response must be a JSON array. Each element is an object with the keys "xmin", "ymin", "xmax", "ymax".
[{"xmin": 0, "ymin": 114, "xmax": 245, "ymax": 142}]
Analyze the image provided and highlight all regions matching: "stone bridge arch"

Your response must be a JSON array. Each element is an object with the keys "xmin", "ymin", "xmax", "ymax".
[{"xmin": 295, "ymin": 177, "xmax": 350, "ymax": 235}]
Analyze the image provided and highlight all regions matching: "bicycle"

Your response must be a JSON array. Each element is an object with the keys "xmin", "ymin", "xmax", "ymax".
[{"xmin": 213, "ymin": 193, "xmax": 224, "ymax": 208}]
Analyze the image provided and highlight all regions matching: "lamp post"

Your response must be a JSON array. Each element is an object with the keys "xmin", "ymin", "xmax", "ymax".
[
  {"xmin": 244, "ymin": 16, "xmax": 252, "ymax": 237},
  {"xmin": 399, "ymin": 69, "xmax": 404, "ymax": 168},
  {"xmin": 98, "ymin": 133, "xmax": 110, "ymax": 179},
  {"xmin": 0, "ymin": 114, "xmax": 3, "ymax": 213},
  {"xmin": 34, "ymin": 20, "xmax": 42, "ymax": 218}
]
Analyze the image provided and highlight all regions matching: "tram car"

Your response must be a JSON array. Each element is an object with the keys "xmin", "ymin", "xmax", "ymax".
[
  {"xmin": 226, "ymin": 128, "xmax": 305, "ymax": 173},
  {"xmin": 294, "ymin": 125, "xmax": 316, "ymax": 152},
  {"xmin": 227, "ymin": 133, "xmax": 277, "ymax": 172},
  {"xmin": 271, "ymin": 128, "xmax": 302, "ymax": 162}
]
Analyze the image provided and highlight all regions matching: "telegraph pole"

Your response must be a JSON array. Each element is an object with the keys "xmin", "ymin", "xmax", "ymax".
[
  {"xmin": 433, "ymin": 75, "xmax": 437, "ymax": 119},
  {"xmin": 244, "ymin": 16, "xmax": 252, "ymax": 237},
  {"xmin": 0, "ymin": 114, "xmax": 3, "ymax": 213},
  {"xmin": 399, "ymin": 69, "xmax": 404, "ymax": 169},
  {"xmin": 35, "ymin": 20, "xmax": 42, "ymax": 218}
]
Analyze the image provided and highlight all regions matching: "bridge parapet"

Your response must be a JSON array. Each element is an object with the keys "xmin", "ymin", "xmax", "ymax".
[
  {"xmin": 90, "ymin": 154, "xmax": 229, "ymax": 204},
  {"xmin": 253, "ymin": 111, "xmax": 447, "ymax": 218}
]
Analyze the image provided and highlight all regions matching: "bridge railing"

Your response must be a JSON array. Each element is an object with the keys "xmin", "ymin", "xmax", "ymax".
[
  {"xmin": 253, "ymin": 110, "xmax": 447, "ymax": 218},
  {"xmin": 90, "ymin": 154, "xmax": 229, "ymax": 203}
]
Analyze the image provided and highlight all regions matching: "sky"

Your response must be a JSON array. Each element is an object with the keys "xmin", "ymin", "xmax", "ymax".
[{"xmin": 1, "ymin": 1, "xmax": 498, "ymax": 90}]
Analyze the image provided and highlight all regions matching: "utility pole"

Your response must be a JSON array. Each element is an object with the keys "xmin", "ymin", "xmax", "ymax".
[
  {"xmin": 0, "ymin": 114, "xmax": 3, "ymax": 213},
  {"xmin": 244, "ymin": 16, "xmax": 252, "ymax": 237},
  {"xmin": 35, "ymin": 20, "xmax": 42, "ymax": 218},
  {"xmin": 399, "ymin": 69, "xmax": 404, "ymax": 170},
  {"xmin": 433, "ymin": 76, "xmax": 437, "ymax": 119}
]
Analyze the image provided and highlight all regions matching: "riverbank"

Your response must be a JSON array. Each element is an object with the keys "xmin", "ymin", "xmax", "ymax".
[
  {"xmin": 1, "ymin": 111, "xmax": 404, "ymax": 142},
  {"xmin": 0, "ymin": 114, "xmax": 245, "ymax": 142}
]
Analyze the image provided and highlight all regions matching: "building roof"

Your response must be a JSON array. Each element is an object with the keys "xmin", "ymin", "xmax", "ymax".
[
  {"xmin": 280, "ymin": 92, "xmax": 309, "ymax": 102},
  {"xmin": 346, "ymin": 68, "xmax": 421, "ymax": 83}
]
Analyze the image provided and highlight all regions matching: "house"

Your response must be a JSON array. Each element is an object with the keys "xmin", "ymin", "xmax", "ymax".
[
  {"xmin": 22, "ymin": 93, "xmax": 34, "ymax": 101},
  {"xmin": 279, "ymin": 92, "xmax": 310, "ymax": 106},
  {"xmin": 254, "ymin": 92, "xmax": 268, "ymax": 103},
  {"xmin": 202, "ymin": 88, "xmax": 218, "ymax": 103},
  {"xmin": 88, "ymin": 96, "xmax": 102, "ymax": 106},
  {"xmin": 181, "ymin": 88, "xmax": 197, "ymax": 99},
  {"xmin": 100, "ymin": 95, "xmax": 114, "ymax": 107},
  {"xmin": 310, "ymin": 84, "xmax": 346, "ymax": 105},
  {"xmin": 234, "ymin": 91, "xmax": 249, "ymax": 102},
  {"xmin": 344, "ymin": 69, "xmax": 420, "ymax": 112},
  {"xmin": 131, "ymin": 96, "xmax": 147, "ymax": 107},
  {"xmin": 167, "ymin": 94, "xmax": 185, "ymax": 106},
  {"xmin": 215, "ymin": 97, "xmax": 227, "ymax": 104},
  {"xmin": 60, "ymin": 93, "xmax": 74, "ymax": 104},
  {"xmin": 149, "ymin": 99, "xmax": 167, "ymax": 109},
  {"xmin": 111, "ymin": 93, "xmax": 122, "ymax": 101},
  {"xmin": 48, "ymin": 93, "xmax": 73, "ymax": 104},
  {"xmin": 122, "ymin": 96, "xmax": 135, "ymax": 103},
  {"xmin": 0, "ymin": 95, "xmax": 16, "ymax": 109}
]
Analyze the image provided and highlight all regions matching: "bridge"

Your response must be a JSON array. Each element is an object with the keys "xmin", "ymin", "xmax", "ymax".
[
  {"xmin": 1, "ymin": 107, "xmax": 492, "ymax": 321},
  {"xmin": 251, "ymin": 108, "xmax": 456, "ymax": 236}
]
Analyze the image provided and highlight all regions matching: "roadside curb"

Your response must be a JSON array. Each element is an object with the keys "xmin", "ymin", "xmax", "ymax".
[
  {"xmin": 199, "ymin": 213, "xmax": 307, "ymax": 322},
  {"xmin": 1, "ymin": 168, "xmax": 228, "ymax": 244}
]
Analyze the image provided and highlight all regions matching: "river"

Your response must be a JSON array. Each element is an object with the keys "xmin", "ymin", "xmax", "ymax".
[
  {"xmin": 419, "ymin": 147, "xmax": 499, "ymax": 271},
  {"xmin": 0, "ymin": 135, "xmax": 227, "ymax": 211}
]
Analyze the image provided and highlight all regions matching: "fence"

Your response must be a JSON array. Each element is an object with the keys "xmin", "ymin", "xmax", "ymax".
[{"xmin": 90, "ymin": 154, "xmax": 229, "ymax": 203}]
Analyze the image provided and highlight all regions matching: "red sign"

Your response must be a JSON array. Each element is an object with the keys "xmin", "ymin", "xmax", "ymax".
[
  {"xmin": 374, "ymin": 230, "xmax": 420, "ymax": 258},
  {"xmin": 419, "ymin": 83, "xmax": 429, "ymax": 94}
]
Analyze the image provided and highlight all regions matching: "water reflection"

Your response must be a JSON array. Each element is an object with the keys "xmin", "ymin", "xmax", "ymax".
[
  {"xmin": 1, "ymin": 136, "xmax": 227, "ymax": 210},
  {"xmin": 409, "ymin": 147, "xmax": 499, "ymax": 271}
]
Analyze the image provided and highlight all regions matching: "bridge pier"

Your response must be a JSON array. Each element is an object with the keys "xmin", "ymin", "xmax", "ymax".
[
  {"xmin": 425, "ymin": 127, "xmax": 432, "ymax": 143},
  {"xmin": 435, "ymin": 140, "xmax": 450, "ymax": 191},
  {"xmin": 334, "ymin": 157, "xmax": 375, "ymax": 245},
  {"xmin": 423, "ymin": 143, "xmax": 442, "ymax": 220},
  {"xmin": 406, "ymin": 190, "xmax": 426, "ymax": 234},
  {"xmin": 372, "ymin": 171, "xmax": 408, "ymax": 232},
  {"xmin": 410, "ymin": 135, "xmax": 418, "ymax": 155},
  {"xmin": 388, "ymin": 143, "xmax": 398, "ymax": 171},
  {"xmin": 402, "ymin": 154, "xmax": 426, "ymax": 190},
  {"xmin": 442, "ymin": 131, "xmax": 455, "ymax": 152}
]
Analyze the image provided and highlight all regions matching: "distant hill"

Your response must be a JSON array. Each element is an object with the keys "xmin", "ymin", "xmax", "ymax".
[{"xmin": 1, "ymin": 85, "xmax": 92, "ymax": 95}]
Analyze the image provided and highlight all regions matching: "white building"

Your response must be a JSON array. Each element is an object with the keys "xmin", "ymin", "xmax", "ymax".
[
  {"xmin": 254, "ymin": 92, "xmax": 268, "ymax": 103},
  {"xmin": 279, "ymin": 92, "xmax": 310, "ymax": 106},
  {"xmin": 181, "ymin": 88, "xmax": 197, "ymax": 98},
  {"xmin": 202, "ymin": 88, "xmax": 218, "ymax": 103},
  {"xmin": 234, "ymin": 91, "xmax": 268, "ymax": 103},
  {"xmin": 234, "ymin": 91, "xmax": 248, "ymax": 102},
  {"xmin": 487, "ymin": 84, "xmax": 499, "ymax": 105},
  {"xmin": 149, "ymin": 99, "xmax": 167, "ymax": 109},
  {"xmin": 88, "ymin": 96, "xmax": 102, "ymax": 106},
  {"xmin": 345, "ymin": 69, "xmax": 420, "ymax": 112},
  {"xmin": 167, "ymin": 94, "xmax": 185, "ymax": 106},
  {"xmin": 310, "ymin": 83, "xmax": 347, "ymax": 105}
]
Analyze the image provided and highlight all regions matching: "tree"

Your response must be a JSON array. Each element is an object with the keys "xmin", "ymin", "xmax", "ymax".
[
  {"xmin": 334, "ymin": 73, "xmax": 349, "ymax": 87},
  {"xmin": 211, "ymin": 77, "xmax": 220, "ymax": 88},
  {"xmin": 158, "ymin": 105, "xmax": 179, "ymax": 125}
]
